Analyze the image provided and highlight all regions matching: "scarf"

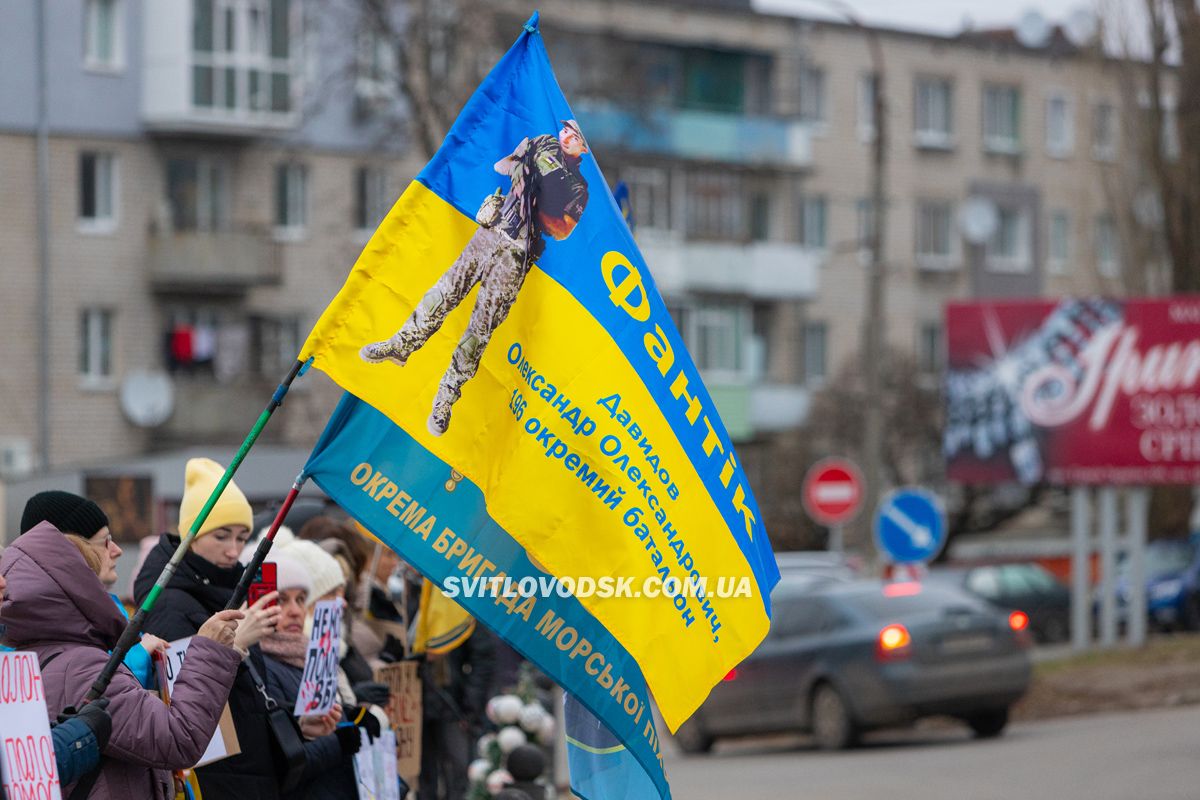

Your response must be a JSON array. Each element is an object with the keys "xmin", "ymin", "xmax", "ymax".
[{"xmin": 260, "ymin": 629, "xmax": 308, "ymax": 669}]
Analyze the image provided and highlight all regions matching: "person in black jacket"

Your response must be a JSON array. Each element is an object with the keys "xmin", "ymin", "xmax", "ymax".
[
  {"xmin": 259, "ymin": 555, "xmax": 367, "ymax": 800},
  {"xmin": 134, "ymin": 458, "xmax": 283, "ymax": 800},
  {"xmin": 420, "ymin": 624, "xmax": 496, "ymax": 800}
]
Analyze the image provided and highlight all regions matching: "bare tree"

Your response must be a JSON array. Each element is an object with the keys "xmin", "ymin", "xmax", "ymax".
[{"xmin": 805, "ymin": 349, "xmax": 1044, "ymax": 557}]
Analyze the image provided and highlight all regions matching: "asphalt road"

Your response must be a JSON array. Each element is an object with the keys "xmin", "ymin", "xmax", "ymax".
[{"xmin": 661, "ymin": 705, "xmax": 1200, "ymax": 800}]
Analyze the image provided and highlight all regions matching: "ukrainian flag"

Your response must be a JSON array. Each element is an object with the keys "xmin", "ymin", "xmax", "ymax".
[{"xmin": 300, "ymin": 13, "xmax": 778, "ymax": 798}]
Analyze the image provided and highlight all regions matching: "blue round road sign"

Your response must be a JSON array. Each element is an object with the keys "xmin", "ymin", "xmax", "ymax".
[{"xmin": 873, "ymin": 488, "xmax": 946, "ymax": 564}]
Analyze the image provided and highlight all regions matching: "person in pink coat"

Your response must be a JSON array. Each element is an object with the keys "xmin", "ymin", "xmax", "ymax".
[{"xmin": 0, "ymin": 522, "xmax": 244, "ymax": 799}]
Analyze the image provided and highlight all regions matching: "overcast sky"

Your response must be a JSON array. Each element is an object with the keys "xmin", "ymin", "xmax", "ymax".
[{"xmin": 751, "ymin": 0, "xmax": 1097, "ymax": 36}]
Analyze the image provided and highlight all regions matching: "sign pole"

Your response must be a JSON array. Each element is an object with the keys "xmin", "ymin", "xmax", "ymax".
[
  {"xmin": 1070, "ymin": 486, "xmax": 1091, "ymax": 652},
  {"xmin": 829, "ymin": 524, "xmax": 844, "ymax": 555},
  {"xmin": 1126, "ymin": 488, "xmax": 1149, "ymax": 647},
  {"xmin": 1098, "ymin": 487, "xmax": 1119, "ymax": 649}
]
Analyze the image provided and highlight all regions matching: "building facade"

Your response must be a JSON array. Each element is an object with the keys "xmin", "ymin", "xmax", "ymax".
[
  {"xmin": 1, "ymin": 0, "xmax": 1153, "ymax": 547},
  {"xmin": 0, "ymin": 0, "xmax": 424, "ymax": 486}
]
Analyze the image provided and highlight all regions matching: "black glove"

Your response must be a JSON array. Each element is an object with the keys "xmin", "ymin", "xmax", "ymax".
[
  {"xmin": 357, "ymin": 709, "xmax": 382, "ymax": 742},
  {"xmin": 335, "ymin": 724, "xmax": 363, "ymax": 757},
  {"xmin": 68, "ymin": 698, "xmax": 113, "ymax": 751},
  {"xmin": 352, "ymin": 681, "xmax": 391, "ymax": 707}
]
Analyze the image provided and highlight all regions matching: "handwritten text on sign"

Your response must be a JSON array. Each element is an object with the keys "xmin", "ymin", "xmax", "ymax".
[
  {"xmin": 0, "ymin": 651, "xmax": 62, "ymax": 800},
  {"xmin": 295, "ymin": 599, "xmax": 344, "ymax": 716}
]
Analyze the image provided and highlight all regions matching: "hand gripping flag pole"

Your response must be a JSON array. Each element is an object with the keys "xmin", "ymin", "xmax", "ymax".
[
  {"xmin": 225, "ymin": 472, "xmax": 307, "ymax": 611},
  {"xmin": 83, "ymin": 357, "xmax": 312, "ymax": 703}
]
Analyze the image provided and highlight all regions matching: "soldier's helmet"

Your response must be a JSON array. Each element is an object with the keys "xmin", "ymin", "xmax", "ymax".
[{"xmin": 559, "ymin": 119, "xmax": 589, "ymax": 153}]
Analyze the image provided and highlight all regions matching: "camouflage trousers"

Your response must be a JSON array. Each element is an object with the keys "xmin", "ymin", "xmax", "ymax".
[{"xmin": 391, "ymin": 226, "xmax": 530, "ymax": 426}]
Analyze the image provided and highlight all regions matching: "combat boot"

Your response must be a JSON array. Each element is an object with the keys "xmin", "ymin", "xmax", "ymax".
[
  {"xmin": 428, "ymin": 397, "xmax": 453, "ymax": 437},
  {"xmin": 359, "ymin": 338, "xmax": 407, "ymax": 366}
]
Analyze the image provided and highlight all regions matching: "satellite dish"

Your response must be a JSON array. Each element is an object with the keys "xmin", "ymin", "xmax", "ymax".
[
  {"xmin": 1015, "ymin": 9, "xmax": 1052, "ymax": 49},
  {"xmin": 959, "ymin": 197, "xmax": 999, "ymax": 244},
  {"xmin": 1064, "ymin": 6, "xmax": 1098, "ymax": 47},
  {"xmin": 120, "ymin": 370, "xmax": 175, "ymax": 428}
]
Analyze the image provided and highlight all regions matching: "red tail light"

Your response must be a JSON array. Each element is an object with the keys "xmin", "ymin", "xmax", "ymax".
[
  {"xmin": 1008, "ymin": 610, "xmax": 1029, "ymax": 632},
  {"xmin": 883, "ymin": 582, "xmax": 922, "ymax": 597},
  {"xmin": 876, "ymin": 623, "xmax": 912, "ymax": 661},
  {"xmin": 723, "ymin": 668, "xmax": 739, "ymax": 682}
]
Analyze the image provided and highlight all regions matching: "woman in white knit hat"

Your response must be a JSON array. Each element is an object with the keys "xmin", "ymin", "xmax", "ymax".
[{"xmin": 260, "ymin": 555, "xmax": 384, "ymax": 800}]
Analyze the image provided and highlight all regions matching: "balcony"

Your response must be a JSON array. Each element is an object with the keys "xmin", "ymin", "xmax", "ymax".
[
  {"xmin": 704, "ymin": 382, "xmax": 810, "ymax": 441},
  {"xmin": 147, "ymin": 228, "xmax": 282, "ymax": 294},
  {"xmin": 574, "ymin": 103, "xmax": 812, "ymax": 169},
  {"xmin": 639, "ymin": 233, "xmax": 820, "ymax": 300},
  {"xmin": 141, "ymin": 0, "xmax": 299, "ymax": 136},
  {"xmin": 157, "ymin": 375, "xmax": 285, "ymax": 445}
]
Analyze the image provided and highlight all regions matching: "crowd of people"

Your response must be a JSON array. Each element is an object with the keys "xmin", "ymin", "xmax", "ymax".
[{"xmin": 0, "ymin": 457, "xmax": 519, "ymax": 800}]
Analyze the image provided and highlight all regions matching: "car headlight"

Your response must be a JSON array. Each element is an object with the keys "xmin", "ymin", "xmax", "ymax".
[{"xmin": 1150, "ymin": 579, "xmax": 1184, "ymax": 601}]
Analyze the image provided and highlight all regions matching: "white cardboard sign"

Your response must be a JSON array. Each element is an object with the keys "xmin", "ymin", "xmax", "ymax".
[
  {"xmin": 0, "ymin": 651, "xmax": 63, "ymax": 800},
  {"xmin": 294, "ymin": 599, "xmax": 344, "ymax": 717},
  {"xmin": 160, "ymin": 637, "xmax": 240, "ymax": 767}
]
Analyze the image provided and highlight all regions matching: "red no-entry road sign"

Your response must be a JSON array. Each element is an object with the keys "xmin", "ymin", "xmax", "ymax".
[{"xmin": 803, "ymin": 458, "xmax": 865, "ymax": 526}]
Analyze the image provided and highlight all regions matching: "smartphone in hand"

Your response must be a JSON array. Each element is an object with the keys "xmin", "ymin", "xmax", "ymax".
[{"xmin": 248, "ymin": 562, "xmax": 278, "ymax": 607}]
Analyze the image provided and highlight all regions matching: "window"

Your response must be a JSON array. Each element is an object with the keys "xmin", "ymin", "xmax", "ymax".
[
  {"xmin": 985, "ymin": 206, "xmax": 1031, "ymax": 273},
  {"xmin": 1096, "ymin": 214, "xmax": 1119, "ymax": 277},
  {"xmin": 915, "ymin": 200, "xmax": 955, "ymax": 268},
  {"xmin": 685, "ymin": 171, "xmax": 744, "ymax": 241},
  {"xmin": 1045, "ymin": 93, "xmax": 1073, "ymax": 157},
  {"xmin": 354, "ymin": 166, "xmax": 390, "ymax": 232},
  {"xmin": 983, "ymin": 84, "xmax": 1021, "ymax": 154},
  {"xmin": 692, "ymin": 302, "xmax": 745, "ymax": 374},
  {"xmin": 84, "ymin": 0, "xmax": 123, "ymax": 71},
  {"xmin": 192, "ymin": 0, "xmax": 293, "ymax": 114},
  {"xmin": 621, "ymin": 168, "xmax": 671, "ymax": 232},
  {"xmin": 858, "ymin": 73, "xmax": 878, "ymax": 140},
  {"xmin": 918, "ymin": 322, "xmax": 943, "ymax": 374},
  {"xmin": 680, "ymin": 49, "xmax": 748, "ymax": 114},
  {"xmin": 798, "ymin": 195, "xmax": 828, "ymax": 251},
  {"xmin": 250, "ymin": 314, "xmax": 302, "ymax": 376},
  {"xmin": 914, "ymin": 77, "xmax": 953, "ymax": 148},
  {"xmin": 356, "ymin": 28, "xmax": 397, "ymax": 103},
  {"xmin": 166, "ymin": 157, "xmax": 230, "ymax": 232},
  {"xmin": 803, "ymin": 321, "xmax": 827, "ymax": 385},
  {"xmin": 274, "ymin": 162, "xmax": 309, "ymax": 234},
  {"xmin": 79, "ymin": 152, "xmax": 117, "ymax": 231},
  {"xmin": 966, "ymin": 567, "xmax": 1002, "ymax": 600},
  {"xmin": 1048, "ymin": 210, "xmax": 1070, "ymax": 273},
  {"xmin": 1092, "ymin": 102, "xmax": 1118, "ymax": 161},
  {"xmin": 798, "ymin": 65, "xmax": 826, "ymax": 126},
  {"xmin": 79, "ymin": 309, "xmax": 114, "ymax": 384}
]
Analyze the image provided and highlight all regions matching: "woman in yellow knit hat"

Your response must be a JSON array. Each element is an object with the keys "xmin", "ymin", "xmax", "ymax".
[{"xmin": 133, "ymin": 458, "xmax": 288, "ymax": 800}]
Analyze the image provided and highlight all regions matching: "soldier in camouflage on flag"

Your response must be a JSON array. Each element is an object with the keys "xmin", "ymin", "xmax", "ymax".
[{"xmin": 360, "ymin": 120, "xmax": 590, "ymax": 436}]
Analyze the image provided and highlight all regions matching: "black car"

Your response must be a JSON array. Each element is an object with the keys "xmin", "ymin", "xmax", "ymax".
[
  {"xmin": 675, "ymin": 577, "xmax": 1032, "ymax": 753},
  {"xmin": 928, "ymin": 563, "xmax": 1071, "ymax": 643}
]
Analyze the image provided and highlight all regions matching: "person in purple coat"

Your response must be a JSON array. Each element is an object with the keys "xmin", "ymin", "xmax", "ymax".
[{"xmin": 0, "ymin": 522, "xmax": 244, "ymax": 799}]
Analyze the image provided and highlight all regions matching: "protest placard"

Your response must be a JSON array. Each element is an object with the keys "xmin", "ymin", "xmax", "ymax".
[
  {"xmin": 374, "ymin": 662, "xmax": 421, "ymax": 787},
  {"xmin": 353, "ymin": 728, "xmax": 378, "ymax": 800},
  {"xmin": 159, "ymin": 638, "xmax": 240, "ymax": 767},
  {"xmin": 295, "ymin": 599, "xmax": 344, "ymax": 717},
  {"xmin": 0, "ymin": 651, "xmax": 62, "ymax": 800}
]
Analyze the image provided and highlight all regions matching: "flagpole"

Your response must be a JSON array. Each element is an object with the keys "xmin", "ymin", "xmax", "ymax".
[
  {"xmin": 83, "ymin": 357, "xmax": 312, "ymax": 703},
  {"xmin": 225, "ymin": 473, "xmax": 308, "ymax": 610}
]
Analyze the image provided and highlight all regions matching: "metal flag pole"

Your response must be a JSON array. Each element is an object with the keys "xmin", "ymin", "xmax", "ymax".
[
  {"xmin": 226, "ymin": 473, "xmax": 308, "ymax": 611},
  {"xmin": 83, "ymin": 358, "xmax": 312, "ymax": 703}
]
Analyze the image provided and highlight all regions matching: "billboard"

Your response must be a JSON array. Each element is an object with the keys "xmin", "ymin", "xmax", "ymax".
[{"xmin": 945, "ymin": 296, "xmax": 1200, "ymax": 485}]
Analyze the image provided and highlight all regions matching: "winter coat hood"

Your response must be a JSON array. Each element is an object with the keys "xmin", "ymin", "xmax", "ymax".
[{"xmin": 0, "ymin": 522, "xmax": 125, "ymax": 649}]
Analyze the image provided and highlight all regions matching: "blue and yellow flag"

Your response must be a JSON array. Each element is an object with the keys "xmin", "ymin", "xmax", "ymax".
[{"xmin": 299, "ymin": 12, "xmax": 778, "ymax": 798}]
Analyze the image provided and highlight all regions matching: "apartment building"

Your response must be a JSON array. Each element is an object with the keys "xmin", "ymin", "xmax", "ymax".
[
  {"xmin": 0, "ymin": 0, "xmax": 1154, "ymax": 545},
  {"xmin": 534, "ymin": 0, "xmax": 1139, "ymax": 397},
  {"xmin": 0, "ymin": 0, "xmax": 423, "ymax": 485}
]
